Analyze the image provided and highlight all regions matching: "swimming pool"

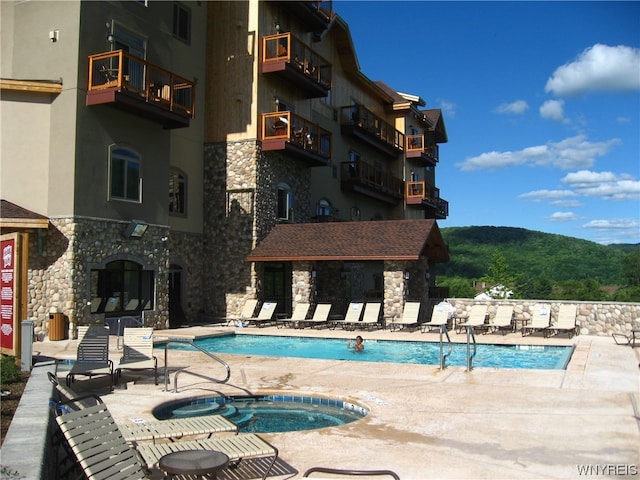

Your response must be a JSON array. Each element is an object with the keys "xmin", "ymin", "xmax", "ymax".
[
  {"xmin": 169, "ymin": 334, "xmax": 574, "ymax": 370},
  {"xmin": 152, "ymin": 394, "xmax": 368, "ymax": 433}
]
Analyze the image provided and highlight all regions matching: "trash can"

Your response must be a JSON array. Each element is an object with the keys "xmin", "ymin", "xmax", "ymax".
[{"xmin": 49, "ymin": 313, "xmax": 67, "ymax": 341}]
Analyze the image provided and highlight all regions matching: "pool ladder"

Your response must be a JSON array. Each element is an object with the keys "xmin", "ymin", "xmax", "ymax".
[
  {"xmin": 162, "ymin": 338, "xmax": 231, "ymax": 393},
  {"xmin": 466, "ymin": 326, "xmax": 477, "ymax": 371},
  {"xmin": 437, "ymin": 324, "xmax": 453, "ymax": 370}
]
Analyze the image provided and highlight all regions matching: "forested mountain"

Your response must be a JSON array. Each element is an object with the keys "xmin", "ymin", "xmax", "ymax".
[{"xmin": 435, "ymin": 226, "xmax": 637, "ymax": 286}]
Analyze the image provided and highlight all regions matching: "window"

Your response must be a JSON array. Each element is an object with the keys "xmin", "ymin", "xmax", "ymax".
[
  {"xmin": 90, "ymin": 260, "xmax": 154, "ymax": 316},
  {"xmin": 169, "ymin": 168, "xmax": 187, "ymax": 215},
  {"xmin": 276, "ymin": 183, "xmax": 292, "ymax": 221},
  {"xmin": 110, "ymin": 146, "xmax": 141, "ymax": 202},
  {"xmin": 173, "ymin": 3, "xmax": 191, "ymax": 43},
  {"xmin": 317, "ymin": 199, "xmax": 333, "ymax": 217}
]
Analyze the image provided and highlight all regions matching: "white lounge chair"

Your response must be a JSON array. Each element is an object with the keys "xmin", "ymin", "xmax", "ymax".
[
  {"xmin": 225, "ymin": 298, "xmax": 258, "ymax": 326},
  {"xmin": 276, "ymin": 302, "xmax": 311, "ymax": 328},
  {"xmin": 487, "ymin": 305, "xmax": 515, "ymax": 334},
  {"xmin": 115, "ymin": 327, "xmax": 158, "ymax": 385},
  {"xmin": 457, "ymin": 304, "xmax": 490, "ymax": 333},
  {"xmin": 333, "ymin": 302, "xmax": 364, "ymax": 330},
  {"xmin": 301, "ymin": 303, "xmax": 332, "ymax": 329},
  {"xmin": 421, "ymin": 302, "xmax": 451, "ymax": 333},
  {"xmin": 390, "ymin": 302, "xmax": 421, "ymax": 332},
  {"xmin": 360, "ymin": 303, "xmax": 382, "ymax": 330},
  {"xmin": 545, "ymin": 304, "xmax": 578, "ymax": 338},
  {"xmin": 247, "ymin": 301, "xmax": 278, "ymax": 327},
  {"xmin": 522, "ymin": 303, "xmax": 551, "ymax": 336}
]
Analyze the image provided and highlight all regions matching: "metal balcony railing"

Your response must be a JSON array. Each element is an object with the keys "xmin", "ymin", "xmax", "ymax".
[
  {"xmin": 405, "ymin": 181, "xmax": 448, "ymax": 218},
  {"xmin": 262, "ymin": 33, "xmax": 331, "ymax": 91},
  {"xmin": 261, "ymin": 111, "xmax": 332, "ymax": 160},
  {"xmin": 341, "ymin": 159, "xmax": 403, "ymax": 202},
  {"xmin": 340, "ymin": 105, "xmax": 404, "ymax": 155},
  {"xmin": 88, "ymin": 50, "xmax": 194, "ymax": 118},
  {"xmin": 406, "ymin": 135, "xmax": 439, "ymax": 163}
]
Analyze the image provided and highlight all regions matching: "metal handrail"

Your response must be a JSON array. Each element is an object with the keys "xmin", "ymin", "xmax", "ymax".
[
  {"xmin": 438, "ymin": 324, "xmax": 453, "ymax": 370},
  {"xmin": 162, "ymin": 338, "xmax": 231, "ymax": 393},
  {"xmin": 466, "ymin": 326, "xmax": 477, "ymax": 371}
]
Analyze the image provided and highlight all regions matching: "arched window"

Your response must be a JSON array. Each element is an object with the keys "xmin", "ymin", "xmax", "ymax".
[
  {"xmin": 109, "ymin": 146, "xmax": 141, "ymax": 203},
  {"xmin": 317, "ymin": 198, "xmax": 333, "ymax": 217},
  {"xmin": 169, "ymin": 168, "xmax": 187, "ymax": 215},
  {"xmin": 90, "ymin": 260, "xmax": 154, "ymax": 316},
  {"xmin": 276, "ymin": 183, "xmax": 292, "ymax": 221}
]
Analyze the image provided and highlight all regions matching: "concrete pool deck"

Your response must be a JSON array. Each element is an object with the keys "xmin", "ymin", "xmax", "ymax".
[{"xmin": 30, "ymin": 326, "xmax": 640, "ymax": 479}]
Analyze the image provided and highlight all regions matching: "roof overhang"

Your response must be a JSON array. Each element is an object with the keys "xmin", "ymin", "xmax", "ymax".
[
  {"xmin": 247, "ymin": 219, "xmax": 449, "ymax": 263},
  {"xmin": 0, "ymin": 200, "xmax": 49, "ymax": 230}
]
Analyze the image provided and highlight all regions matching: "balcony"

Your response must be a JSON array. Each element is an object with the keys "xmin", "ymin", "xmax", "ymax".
[
  {"xmin": 261, "ymin": 111, "xmax": 332, "ymax": 167},
  {"xmin": 277, "ymin": 1, "xmax": 333, "ymax": 34},
  {"xmin": 405, "ymin": 181, "xmax": 449, "ymax": 219},
  {"xmin": 86, "ymin": 50, "xmax": 194, "ymax": 129},
  {"xmin": 405, "ymin": 135, "xmax": 438, "ymax": 166},
  {"xmin": 340, "ymin": 105, "xmax": 404, "ymax": 157},
  {"xmin": 340, "ymin": 159, "xmax": 403, "ymax": 205},
  {"xmin": 261, "ymin": 33, "xmax": 331, "ymax": 98}
]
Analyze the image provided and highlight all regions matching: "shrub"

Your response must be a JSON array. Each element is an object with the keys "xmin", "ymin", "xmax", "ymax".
[{"xmin": 1, "ymin": 355, "xmax": 20, "ymax": 387}]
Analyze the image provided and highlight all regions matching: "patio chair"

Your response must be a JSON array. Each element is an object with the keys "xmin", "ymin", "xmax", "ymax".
[
  {"xmin": 301, "ymin": 303, "xmax": 332, "ymax": 329},
  {"xmin": 522, "ymin": 303, "xmax": 551, "ymax": 337},
  {"xmin": 333, "ymin": 302, "xmax": 364, "ymax": 330},
  {"xmin": 359, "ymin": 302, "xmax": 382, "ymax": 331},
  {"xmin": 54, "ymin": 402, "xmax": 278, "ymax": 480},
  {"xmin": 487, "ymin": 305, "xmax": 515, "ymax": 334},
  {"xmin": 247, "ymin": 301, "xmax": 278, "ymax": 327},
  {"xmin": 276, "ymin": 302, "xmax": 310, "ymax": 329},
  {"xmin": 420, "ymin": 302, "xmax": 452, "ymax": 333},
  {"xmin": 115, "ymin": 327, "xmax": 158, "ymax": 385},
  {"xmin": 225, "ymin": 298, "xmax": 258, "ymax": 326},
  {"xmin": 545, "ymin": 304, "xmax": 578, "ymax": 338},
  {"xmin": 66, "ymin": 325, "xmax": 114, "ymax": 390},
  {"xmin": 390, "ymin": 302, "xmax": 421, "ymax": 332},
  {"xmin": 457, "ymin": 304, "xmax": 490, "ymax": 334},
  {"xmin": 303, "ymin": 467, "xmax": 400, "ymax": 479}
]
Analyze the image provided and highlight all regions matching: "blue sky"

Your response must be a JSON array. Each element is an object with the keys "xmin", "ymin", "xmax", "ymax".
[{"xmin": 334, "ymin": 1, "xmax": 640, "ymax": 245}]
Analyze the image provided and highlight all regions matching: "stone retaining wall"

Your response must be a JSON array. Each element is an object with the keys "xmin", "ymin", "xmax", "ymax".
[{"xmin": 447, "ymin": 298, "xmax": 640, "ymax": 336}]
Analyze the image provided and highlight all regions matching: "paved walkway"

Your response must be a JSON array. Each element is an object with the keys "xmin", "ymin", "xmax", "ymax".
[{"xmin": 33, "ymin": 326, "xmax": 640, "ymax": 479}]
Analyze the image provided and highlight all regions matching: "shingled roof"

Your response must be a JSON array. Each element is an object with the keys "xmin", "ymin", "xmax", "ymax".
[
  {"xmin": 247, "ymin": 219, "xmax": 449, "ymax": 262},
  {"xmin": 0, "ymin": 199, "xmax": 49, "ymax": 229}
]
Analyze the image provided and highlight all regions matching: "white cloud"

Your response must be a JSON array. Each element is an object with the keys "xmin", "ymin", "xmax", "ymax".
[
  {"xmin": 540, "ymin": 99, "xmax": 567, "ymax": 123},
  {"xmin": 457, "ymin": 134, "xmax": 619, "ymax": 171},
  {"xmin": 545, "ymin": 44, "xmax": 640, "ymax": 96},
  {"xmin": 548, "ymin": 211, "xmax": 581, "ymax": 222},
  {"xmin": 617, "ymin": 116, "xmax": 631, "ymax": 124},
  {"xmin": 437, "ymin": 99, "xmax": 456, "ymax": 119},
  {"xmin": 495, "ymin": 100, "xmax": 529, "ymax": 115},
  {"xmin": 518, "ymin": 190, "xmax": 576, "ymax": 201},
  {"xmin": 550, "ymin": 199, "xmax": 583, "ymax": 208},
  {"xmin": 582, "ymin": 218, "xmax": 640, "ymax": 243},
  {"xmin": 562, "ymin": 170, "xmax": 640, "ymax": 201}
]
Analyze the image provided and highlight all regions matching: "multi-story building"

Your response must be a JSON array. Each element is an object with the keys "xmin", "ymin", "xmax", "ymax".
[{"xmin": 1, "ymin": 0, "xmax": 448, "ymax": 337}]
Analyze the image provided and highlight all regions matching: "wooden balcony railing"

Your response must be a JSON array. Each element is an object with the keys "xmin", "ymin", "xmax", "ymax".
[
  {"xmin": 405, "ymin": 135, "xmax": 439, "ymax": 164},
  {"xmin": 261, "ymin": 111, "xmax": 332, "ymax": 166},
  {"xmin": 87, "ymin": 50, "xmax": 194, "ymax": 127},
  {"xmin": 278, "ymin": 1, "xmax": 333, "ymax": 33},
  {"xmin": 405, "ymin": 181, "xmax": 448, "ymax": 218},
  {"xmin": 262, "ymin": 33, "xmax": 331, "ymax": 97},
  {"xmin": 340, "ymin": 105, "xmax": 404, "ymax": 157},
  {"xmin": 340, "ymin": 159, "xmax": 403, "ymax": 204}
]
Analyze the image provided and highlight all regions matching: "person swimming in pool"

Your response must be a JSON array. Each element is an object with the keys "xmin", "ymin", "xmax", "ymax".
[{"xmin": 348, "ymin": 335, "xmax": 364, "ymax": 351}]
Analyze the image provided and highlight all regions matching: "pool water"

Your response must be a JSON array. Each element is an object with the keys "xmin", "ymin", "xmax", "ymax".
[
  {"xmin": 152, "ymin": 395, "xmax": 368, "ymax": 433},
  {"xmin": 170, "ymin": 334, "xmax": 574, "ymax": 370}
]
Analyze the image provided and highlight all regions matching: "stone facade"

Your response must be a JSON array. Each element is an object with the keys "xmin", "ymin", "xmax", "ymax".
[
  {"xmin": 447, "ymin": 298, "xmax": 640, "ymax": 337},
  {"xmin": 29, "ymin": 217, "xmax": 170, "ymax": 339}
]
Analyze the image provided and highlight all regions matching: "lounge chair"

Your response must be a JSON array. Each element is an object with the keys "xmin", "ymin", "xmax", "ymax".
[
  {"xmin": 115, "ymin": 327, "xmax": 158, "ymax": 385},
  {"xmin": 390, "ymin": 302, "xmax": 421, "ymax": 332},
  {"xmin": 487, "ymin": 305, "xmax": 515, "ymax": 334},
  {"xmin": 247, "ymin": 301, "xmax": 278, "ymax": 327},
  {"xmin": 303, "ymin": 467, "xmax": 400, "ymax": 479},
  {"xmin": 612, "ymin": 329, "xmax": 639, "ymax": 347},
  {"xmin": 66, "ymin": 325, "xmax": 114, "ymax": 390},
  {"xmin": 457, "ymin": 304, "xmax": 490, "ymax": 334},
  {"xmin": 420, "ymin": 302, "xmax": 451, "ymax": 333},
  {"xmin": 545, "ymin": 304, "xmax": 578, "ymax": 338},
  {"xmin": 522, "ymin": 303, "xmax": 551, "ymax": 337},
  {"xmin": 225, "ymin": 298, "xmax": 258, "ymax": 326},
  {"xmin": 276, "ymin": 302, "xmax": 311, "ymax": 329},
  {"xmin": 359, "ymin": 303, "xmax": 382, "ymax": 331},
  {"xmin": 54, "ymin": 402, "xmax": 278, "ymax": 480},
  {"xmin": 333, "ymin": 302, "xmax": 364, "ymax": 330},
  {"xmin": 301, "ymin": 303, "xmax": 332, "ymax": 329}
]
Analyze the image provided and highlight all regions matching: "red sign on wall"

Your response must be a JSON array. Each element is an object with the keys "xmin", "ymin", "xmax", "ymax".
[{"xmin": 1, "ymin": 236, "xmax": 16, "ymax": 352}]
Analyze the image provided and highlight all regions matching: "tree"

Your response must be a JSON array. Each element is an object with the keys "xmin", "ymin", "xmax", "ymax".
[
  {"xmin": 480, "ymin": 249, "xmax": 518, "ymax": 298},
  {"xmin": 621, "ymin": 250, "xmax": 640, "ymax": 286},
  {"xmin": 437, "ymin": 276, "xmax": 476, "ymax": 298}
]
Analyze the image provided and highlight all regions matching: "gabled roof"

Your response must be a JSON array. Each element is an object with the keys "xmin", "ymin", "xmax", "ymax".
[
  {"xmin": 423, "ymin": 109, "xmax": 448, "ymax": 143},
  {"xmin": 0, "ymin": 200, "xmax": 49, "ymax": 229},
  {"xmin": 247, "ymin": 219, "xmax": 449, "ymax": 263}
]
